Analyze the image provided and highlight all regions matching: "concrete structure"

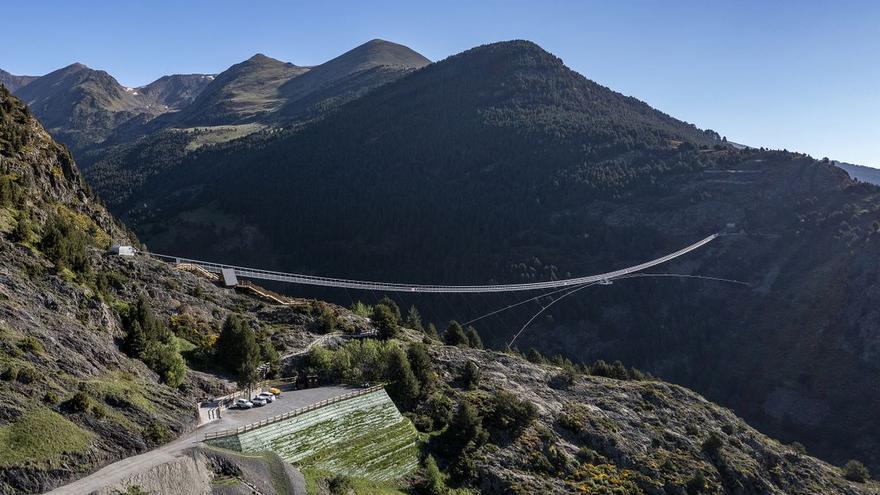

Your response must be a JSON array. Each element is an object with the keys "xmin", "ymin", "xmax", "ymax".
[
  {"xmin": 109, "ymin": 245, "xmax": 135, "ymax": 256},
  {"xmin": 221, "ymin": 267, "xmax": 238, "ymax": 287},
  {"xmin": 206, "ymin": 388, "xmax": 418, "ymax": 481}
]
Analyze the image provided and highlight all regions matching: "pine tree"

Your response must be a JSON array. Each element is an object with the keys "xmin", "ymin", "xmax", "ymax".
[
  {"xmin": 386, "ymin": 346, "xmax": 419, "ymax": 408},
  {"xmin": 405, "ymin": 305, "xmax": 424, "ymax": 332},
  {"xmin": 440, "ymin": 401, "xmax": 487, "ymax": 454},
  {"xmin": 444, "ymin": 321, "xmax": 468, "ymax": 347},
  {"xmin": 373, "ymin": 304, "xmax": 400, "ymax": 340},
  {"xmin": 465, "ymin": 326, "xmax": 483, "ymax": 349},
  {"xmin": 407, "ymin": 343, "xmax": 434, "ymax": 393},
  {"xmin": 425, "ymin": 323, "xmax": 441, "ymax": 340}
]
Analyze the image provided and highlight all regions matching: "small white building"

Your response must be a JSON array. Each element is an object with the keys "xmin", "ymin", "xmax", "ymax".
[{"xmin": 109, "ymin": 245, "xmax": 136, "ymax": 257}]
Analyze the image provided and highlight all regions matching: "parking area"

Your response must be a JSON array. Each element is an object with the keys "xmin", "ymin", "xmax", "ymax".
[{"xmin": 205, "ymin": 385, "xmax": 358, "ymax": 432}]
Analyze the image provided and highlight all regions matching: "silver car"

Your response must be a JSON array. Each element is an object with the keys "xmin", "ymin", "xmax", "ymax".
[
  {"xmin": 234, "ymin": 399, "xmax": 253, "ymax": 409},
  {"xmin": 257, "ymin": 392, "xmax": 276, "ymax": 403},
  {"xmin": 251, "ymin": 396, "xmax": 267, "ymax": 407}
]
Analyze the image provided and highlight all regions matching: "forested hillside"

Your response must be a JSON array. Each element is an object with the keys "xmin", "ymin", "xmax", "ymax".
[{"xmin": 77, "ymin": 40, "xmax": 880, "ymax": 474}]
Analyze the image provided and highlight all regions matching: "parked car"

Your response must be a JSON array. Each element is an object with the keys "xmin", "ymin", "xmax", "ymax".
[
  {"xmin": 234, "ymin": 399, "xmax": 253, "ymax": 409},
  {"xmin": 269, "ymin": 387, "xmax": 282, "ymax": 397},
  {"xmin": 257, "ymin": 392, "xmax": 276, "ymax": 403},
  {"xmin": 251, "ymin": 396, "xmax": 267, "ymax": 407}
]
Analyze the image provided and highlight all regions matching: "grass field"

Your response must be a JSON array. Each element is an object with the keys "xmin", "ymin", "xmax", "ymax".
[{"xmin": 0, "ymin": 407, "xmax": 93, "ymax": 468}]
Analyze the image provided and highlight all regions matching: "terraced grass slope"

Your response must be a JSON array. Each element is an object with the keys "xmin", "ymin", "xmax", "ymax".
[{"xmin": 208, "ymin": 389, "xmax": 419, "ymax": 481}]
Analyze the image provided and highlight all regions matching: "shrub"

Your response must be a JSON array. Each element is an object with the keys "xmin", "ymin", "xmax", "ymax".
[
  {"xmin": 67, "ymin": 391, "xmax": 92, "ymax": 413},
  {"xmin": 17, "ymin": 336, "xmax": 44, "ymax": 354},
  {"xmin": 702, "ymin": 432, "xmax": 724, "ymax": 455},
  {"xmin": 843, "ymin": 459, "xmax": 870, "ymax": 482},
  {"xmin": 686, "ymin": 472, "xmax": 707, "ymax": 494},
  {"xmin": 486, "ymin": 390, "xmax": 537, "ymax": 437},
  {"xmin": 311, "ymin": 301, "xmax": 337, "ymax": 334},
  {"xmin": 405, "ymin": 305, "xmax": 424, "ymax": 332},
  {"xmin": 39, "ymin": 214, "xmax": 90, "ymax": 274},
  {"xmin": 43, "ymin": 391, "xmax": 60, "ymax": 405},
  {"xmin": 419, "ymin": 454, "xmax": 446, "ymax": 495},
  {"xmin": 143, "ymin": 422, "xmax": 172, "ymax": 444},
  {"xmin": 437, "ymin": 401, "xmax": 487, "ymax": 455},
  {"xmin": 461, "ymin": 360, "xmax": 481, "ymax": 390},
  {"xmin": 328, "ymin": 474, "xmax": 354, "ymax": 495},
  {"xmin": 789, "ymin": 441, "xmax": 807, "ymax": 456}
]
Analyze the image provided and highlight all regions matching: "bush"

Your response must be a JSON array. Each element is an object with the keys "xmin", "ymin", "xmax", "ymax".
[
  {"xmin": 461, "ymin": 361, "xmax": 481, "ymax": 390},
  {"xmin": 67, "ymin": 391, "xmax": 92, "ymax": 413},
  {"xmin": 143, "ymin": 341, "xmax": 187, "ymax": 387},
  {"xmin": 311, "ymin": 301, "xmax": 337, "ymax": 334},
  {"xmin": 143, "ymin": 422, "xmax": 172, "ymax": 444},
  {"xmin": 486, "ymin": 390, "xmax": 537, "ymax": 437},
  {"xmin": 437, "ymin": 401, "xmax": 487, "ymax": 455},
  {"xmin": 419, "ymin": 455, "xmax": 446, "ymax": 495},
  {"xmin": 702, "ymin": 432, "xmax": 724, "ymax": 455},
  {"xmin": 844, "ymin": 459, "xmax": 870, "ymax": 482},
  {"xmin": 328, "ymin": 474, "xmax": 354, "ymax": 495},
  {"xmin": 39, "ymin": 214, "xmax": 90, "ymax": 274},
  {"xmin": 17, "ymin": 336, "xmax": 44, "ymax": 354}
]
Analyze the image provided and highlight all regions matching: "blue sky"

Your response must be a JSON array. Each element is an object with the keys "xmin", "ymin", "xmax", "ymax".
[{"xmin": 2, "ymin": 1, "xmax": 878, "ymax": 166}]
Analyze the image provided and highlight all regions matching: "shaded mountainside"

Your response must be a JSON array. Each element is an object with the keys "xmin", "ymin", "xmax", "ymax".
[
  {"xmin": 136, "ymin": 73, "xmax": 215, "ymax": 111},
  {"xmin": 87, "ymin": 41, "xmax": 880, "ymax": 474},
  {"xmin": 1, "ymin": 86, "xmax": 878, "ymax": 494},
  {"xmin": 835, "ymin": 160, "xmax": 880, "ymax": 186},
  {"xmin": 0, "ymin": 69, "xmax": 37, "ymax": 93}
]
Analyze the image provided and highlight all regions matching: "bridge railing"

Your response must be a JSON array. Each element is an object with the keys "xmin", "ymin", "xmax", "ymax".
[{"xmin": 203, "ymin": 385, "xmax": 384, "ymax": 441}]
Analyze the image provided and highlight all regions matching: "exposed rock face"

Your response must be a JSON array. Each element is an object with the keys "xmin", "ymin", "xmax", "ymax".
[{"xmin": 424, "ymin": 341, "xmax": 880, "ymax": 494}]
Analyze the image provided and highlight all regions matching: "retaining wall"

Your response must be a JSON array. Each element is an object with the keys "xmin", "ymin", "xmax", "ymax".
[{"xmin": 206, "ymin": 389, "xmax": 418, "ymax": 481}]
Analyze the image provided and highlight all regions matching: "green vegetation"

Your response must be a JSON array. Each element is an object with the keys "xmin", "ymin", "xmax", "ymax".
[
  {"xmin": 443, "ymin": 322, "xmax": 468, "ymax": 347},
  {"xmin": 216, "ymin": 314, "xmax": 262, "ymax": 391},
  {"xmin": 121, "ymin": 297, "xmax": 186, "ymax": 387},
  {"xmin": 0, "ymin": 408, "xmax": 93, "ymax": 468},
  {"xmin": 373, "ymin": 298, "xmax": 401, "ymax": 340},
  {"xmin": 460, "ymin": 361, "xmax": 481, "ymax": 391},
  {"xmin": 39, "ymin": 213, "xmax": 90, "ymax": 274},
  {"xmin": 844, "ymin": 459, "xmax": 870, "ymax": 482}
]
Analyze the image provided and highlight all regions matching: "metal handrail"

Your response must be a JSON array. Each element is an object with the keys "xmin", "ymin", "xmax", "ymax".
[{"xmin": 203, "ymin": 385, "xmax": 384, "ymax": 441}]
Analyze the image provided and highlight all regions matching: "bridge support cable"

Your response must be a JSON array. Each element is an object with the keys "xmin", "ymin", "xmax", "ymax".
[
  {"xmin": 148, "ymin": 233, "xmax": 719, "ymax": 294},
  {"xmin": 505, "ymin": 272, "xmax": 750, "ymax": 347}
]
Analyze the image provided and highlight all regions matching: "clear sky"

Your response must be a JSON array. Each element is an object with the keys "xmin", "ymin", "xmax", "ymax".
[{"xmin": 1, "ymin": 1, "xmax": 878, "ymax": 166}]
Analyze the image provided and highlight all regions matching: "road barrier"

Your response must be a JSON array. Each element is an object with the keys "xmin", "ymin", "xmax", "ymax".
[{"xmin": 203, "ymin": 385, "xmax": 384, "ymax": 441}]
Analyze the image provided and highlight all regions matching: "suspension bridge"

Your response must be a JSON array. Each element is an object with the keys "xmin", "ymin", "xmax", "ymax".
[{"xmin": 149, "ymin": 233, "xmax": 720, "ymax": 293}]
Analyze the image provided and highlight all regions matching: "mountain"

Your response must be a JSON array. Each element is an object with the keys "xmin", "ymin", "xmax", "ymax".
[
  {"xmin": 277, "ymin": 38, "xmax": 430, "ymax": 119},
  {"xmin": 90, "ymin": 40, "xmax": 880, "ymax": 475},
  {"xmin": 12, "ymin": 63, "xmax": 161, "ymax": 151},
  {"xmin": 136, "ymin": 73, "xmax": 215, "ymax": 111},
  {"xmin": 834, "ymin": 160, "xmax": 880, "ymax": 185},
  {"xmin": 2, "ymin": 85, "xmax": 877, "ymax": 494},
  {"xmin": 167, "ymin": 54, "xmax": 308, "ymax": 126},
  {"xmin": 0, "ymin": 69, "xmax": 37, "ymax": 92}
]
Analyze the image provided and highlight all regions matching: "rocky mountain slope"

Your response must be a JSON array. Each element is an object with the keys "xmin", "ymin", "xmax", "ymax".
[{"xmin": 74, "ymin": 40, "xmax": 880, "ymax": 475}]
